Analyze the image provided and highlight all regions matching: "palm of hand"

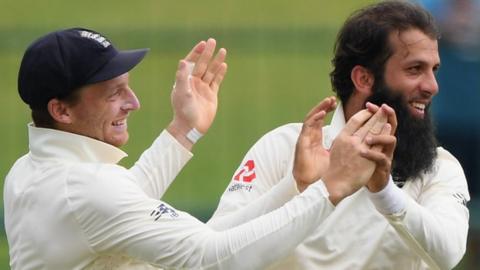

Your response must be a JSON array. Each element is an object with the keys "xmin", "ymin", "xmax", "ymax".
[
  {"xmin": 171, "ymin": 75, "xmax": 218, "ymax": 134},
  {"xmin": 294, "ymin": 138, "xmax": 330, "ymax": 186},
  {"xmin": 188, "ymin": 76, "xmax": 218, "ymax": 134},
  {"xmin": 293, "ymin": 96, "xmax": 337, "ymax": 191}
]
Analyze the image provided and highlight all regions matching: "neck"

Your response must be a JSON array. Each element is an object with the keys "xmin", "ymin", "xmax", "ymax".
[{"xmin": 343, "ymin": 93, "xmax": 367, "ymax": 121}]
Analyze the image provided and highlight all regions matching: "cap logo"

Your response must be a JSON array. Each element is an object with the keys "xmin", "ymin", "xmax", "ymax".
[{"xmin": 78, "ymin": 30, "xmax": 111, "ymax": 48}]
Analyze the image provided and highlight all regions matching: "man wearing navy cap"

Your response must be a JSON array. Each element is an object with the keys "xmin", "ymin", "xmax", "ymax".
[{"xmin": 4, "ymin": 28, "xmax": 393, "ymax": 269}]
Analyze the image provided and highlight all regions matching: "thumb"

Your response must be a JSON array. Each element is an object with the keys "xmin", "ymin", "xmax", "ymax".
[{"xmin": 174, "ymin": 60, "xmax": 189, "ymax": 93}]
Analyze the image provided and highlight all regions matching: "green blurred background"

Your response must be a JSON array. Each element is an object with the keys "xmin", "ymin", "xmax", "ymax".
[{"xmin": 0, "ymin": 0, "xmax": 477, "ymax": 269}]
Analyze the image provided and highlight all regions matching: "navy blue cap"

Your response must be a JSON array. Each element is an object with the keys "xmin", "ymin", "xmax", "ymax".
[{"xmin": 18, "ymin": 28, "xmax": 149, "ymax": 110}]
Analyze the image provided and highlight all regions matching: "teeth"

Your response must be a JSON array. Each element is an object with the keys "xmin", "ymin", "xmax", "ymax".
[
  {"xmin": 411, "ymin": 102, "xmax": 426, "ymax": 110},
  {"xmin": 113, "ymin": 120, "xmax": 125, "ymax": 126}
]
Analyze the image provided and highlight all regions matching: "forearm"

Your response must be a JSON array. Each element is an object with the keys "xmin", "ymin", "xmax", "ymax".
[
  {"xmin": 207, "ymin": 171, "xmax": 300, "ymax": 230},
  {"xmin": 129, "ymin": 129, "xmax": 193, "ymax": 198},
  {"xmin": 203, "ymin": 181, "xmax": 333, "ymax": 269},
  {"xmin": 368, "ymin": 178, "xmax": 469, "ymax": 269},
  {"xmin": 166, "ymin": 120, "xmax": 195, "ymax": 151},
  {"xmin": 87, "ymin": 156, "xmax": 334, "ymax": 270},
  {"xmin": 386, "ymin": 197, "xmax": 469, "ymax": 270},
  {"xmin": 153, "ymin": 181, "xmax": 334, "ymax": 269}
]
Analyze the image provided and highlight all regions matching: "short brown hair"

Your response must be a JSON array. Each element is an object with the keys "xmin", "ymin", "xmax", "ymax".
[{"xmin": 31, "ymin": 88, "xmax": 82, "ymax": 128}]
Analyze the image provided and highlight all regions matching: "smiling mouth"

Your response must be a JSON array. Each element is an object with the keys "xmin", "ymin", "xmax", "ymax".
[
  {"xmin": 410, "ymin": 102, "xmax": 427, "ymax": 117},
  {"xmin": 112, "ymin": 119, "xmax": 126, "ymax": 127}
]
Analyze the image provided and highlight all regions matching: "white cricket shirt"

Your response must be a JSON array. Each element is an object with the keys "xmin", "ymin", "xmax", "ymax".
[
  {"xmin": 4, "ymin": 124, "xmax": 336, "ymax": 269},
  {"xmin": 209, "ymin": 106, "xmax": 470, "ymax": 270}
]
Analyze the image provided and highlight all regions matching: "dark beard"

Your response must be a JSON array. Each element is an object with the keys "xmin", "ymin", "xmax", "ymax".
[{"xmin": 366, "ymin": 82, "xmax": 438, "ymax": 185}]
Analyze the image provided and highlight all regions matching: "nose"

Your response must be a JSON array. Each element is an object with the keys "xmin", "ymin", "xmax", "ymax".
[
  {"xmin": 421, "ymin": 71, "xmax": 439, "ymax": 97},
  {"xmin": 121, "ymin": 87, "xmax": 141, "ymax": 111}
]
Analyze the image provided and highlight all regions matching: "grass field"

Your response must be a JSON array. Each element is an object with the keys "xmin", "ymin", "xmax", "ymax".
[{"xmin": 0, "ymin": 0, "xmax": 477, "ymax": 269}]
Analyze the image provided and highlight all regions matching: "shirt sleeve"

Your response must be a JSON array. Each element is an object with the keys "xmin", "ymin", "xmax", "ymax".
[
  {"xmin": 67, "ymin": 163, "xmax": 334, "ymax": 270},
  {"xmin": 207, "ymin": 124, "xmax": 304, "ymax": 230},
  {"xmin": 129, "ymin": 130, "xmax": 193, "ymax": 199},
  {"xmin": 367, "ymin": 148, "xmax": 470, "ymax": 270}
]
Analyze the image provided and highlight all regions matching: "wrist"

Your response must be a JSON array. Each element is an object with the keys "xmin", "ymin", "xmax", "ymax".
[
  {"xmin": 292, "ymin": 171, "xmax": 309, "ymax": 193},
  {"xmin": 366, "ymin": 175, "xmax": 389, "ymax": 193},
  {"xmin": 186, "ymin": 128, "xmax": 203, "ymax": 144},
  {"xmin": 167, "ymin": 120, "xmax": 194, "ymax": 150},
  {"xmin": 294, "ymin": 180, "xmax": 308, "ymax": 193},
  {"xmin": 322, "ymin": 173, "xmax": 351, "ymax": 206},
  {"xmin": 367, "ymin": 175, "xmax": 405, "ymax": 215}
]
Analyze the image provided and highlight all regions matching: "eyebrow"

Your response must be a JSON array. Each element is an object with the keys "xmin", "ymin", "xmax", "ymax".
[
  {"xmin": 108, "ymin": 80, "xmax": 129, "ymax": 91},
  {"xmin": 404, "ymin": 59, "xmax": 440, "ymax": 68}
]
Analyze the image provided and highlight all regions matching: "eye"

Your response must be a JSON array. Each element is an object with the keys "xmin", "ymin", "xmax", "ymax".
[
  {"xmin": 407, "ymin": 65, "xmax": 421, "ymax": 74},
  {"xmin": 107, "ymin": 89, "xmax": 121, "ymax": 100}
]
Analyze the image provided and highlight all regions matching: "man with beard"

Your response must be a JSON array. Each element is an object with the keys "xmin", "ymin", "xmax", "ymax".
[{"xmin": 208, "ymin": 1, "xmax": 469, "ymax": 269}]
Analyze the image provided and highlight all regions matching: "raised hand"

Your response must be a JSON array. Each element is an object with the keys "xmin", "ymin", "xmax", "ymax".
[
  {"xmin": 362, "ymin": 103, "xmax": 397, "ymax": 192},
  {"xmin": 168, "ymin": 39, "xmax": 227, "ymax": 149},
  {"xmin": 293, "ymin": 96, "xmax": 337, "ymax": 192},
  {"xmin": 322, "ymin": 105, "xmax": 389, "ymax": 205}
]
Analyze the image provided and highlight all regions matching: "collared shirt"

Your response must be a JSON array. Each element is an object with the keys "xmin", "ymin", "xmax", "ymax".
[
  {"xmin": 4, "ymin": 124, "xmax": 336, "ymax": 270},
  {"xmin": 209, "ymin": 105, "xmax": 470, "ymax": 270}
]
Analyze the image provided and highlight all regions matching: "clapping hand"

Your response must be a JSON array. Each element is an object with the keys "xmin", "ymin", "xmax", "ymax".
[
  {"xmin": 168, "ymin": 39, "xmax": 227, "ymax": 149},
  {"xmin": 293, "ymin": 96, "xmax": 337, "ymax": 192},
  {"xmin": 362, "ymin": 103, "xmax": 397, "ymax": 192}
]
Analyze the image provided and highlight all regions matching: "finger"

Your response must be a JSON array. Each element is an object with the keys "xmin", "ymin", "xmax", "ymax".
[
  {"xmin": 366, "ymin": 122, "xmax": 392, "ymax": 143},
  {"xmin": 368, "ymin": 105, "xmax": 390, "ymax": 135},
  {"xmin": 210, "ymin": 63, "xmax": 228, "ymax": 93},
  {"xmin": 192, "ymin": 38, "xmax": 216, "ymax": 77},
  {"xmin": 305, "ymin": 96, "xmax": 336, "ymax": 120},
  {"xmin": 202, "ymin": 48, "xmax": 227, "ymax": 84},
  {"xmin": 383, "ymin": 137, "xmax": 396, "ymax": 160},
  {"xmin": 299, "ymin": 110, "xmax": 327, "ymax": 145},
  {"xmin": 366, "ymin": 126, "xmax": 396, "ymax": 158},
  {"xmin": 174, "ymin": 60, "xmax": 190, "ymax": 93},
  {"xmin": 184, "ymin": 41, "xmax": 207, "ymax": 63},
  {"xmin": 366, "ymin": 122, "xmax": 391, "ymax": 152},
  {"xmin": 366, "ymin": 134, "xmax": 396, "ymax": 147},
  {"xmin": 305, "ymin": 110, "xmax": 327, "ymax": 129},
  {"xmin": 353, "ymin": 105, "xmax": 387, "ymax": 140},
  {"xmin": 365, "ymin": 102, "xmax": 380, "ymax": 113},
  {"xmin": 302, "ymin": 97, "xmax": 334, "ymax": 143},
  {"xmin": 342, "ymin": 109, "xmax": 374, "ymax": 136},
  {"xmin": 381, "ymin": 122, "xmax": 392, "ymax": 136},
  {"xmin": 381, "ymin": 104, "xmax": 397, "ymax": 135},
  {"xmin": 379, "ymin": 124, "xmax": 397, "ymax": 159},
  {"xmin": 360, "ymin": 148, "xmax": 390, "ymax": 167}
]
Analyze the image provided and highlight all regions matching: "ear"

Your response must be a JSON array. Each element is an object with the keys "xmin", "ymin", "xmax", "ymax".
[
  {"xmin": 47, "ymin": 98, "xmax": 73, "ymax": 124},
  {"xmin": 351, "ymin": 65, "xmax": 374, "ymax": 95}
]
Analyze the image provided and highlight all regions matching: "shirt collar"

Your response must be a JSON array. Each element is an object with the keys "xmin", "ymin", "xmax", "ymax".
[
  {"xmin": 323, "ymin": 104, "xmax": 346, "ymax": 150},
  {"xmin": 28, "ymin": 123, "xmax": 127, "ymax": 164}
]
